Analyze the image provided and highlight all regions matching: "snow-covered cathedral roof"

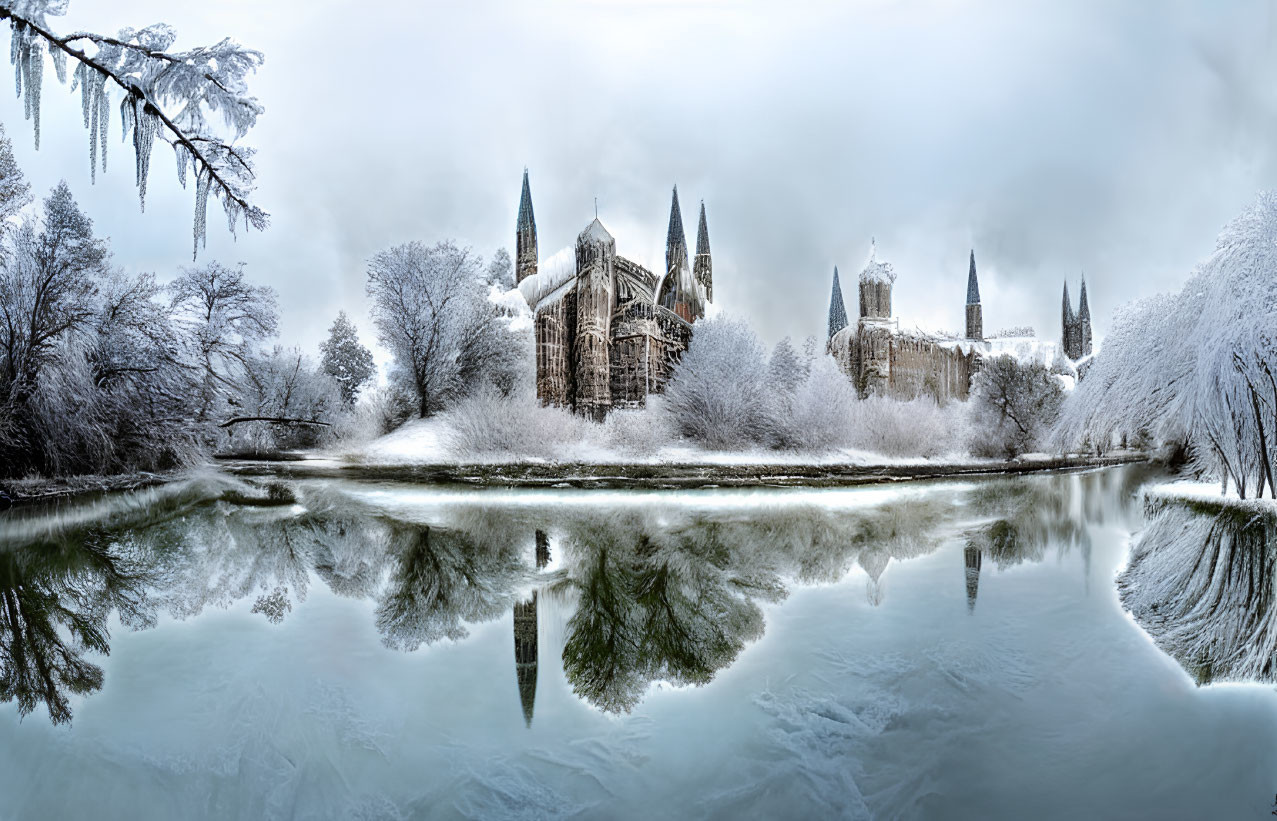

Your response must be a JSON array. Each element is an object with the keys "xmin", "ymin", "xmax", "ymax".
[
  {"xmin": 579, "ymin": 217, "xmax": 614, "ymax": 245},
  {"xmin": 859, "ymin": 240, "xmax": 897, "ymax": 285},
  {"xmin": 518, "ymin": 245, "xmax": 576, "ymax": 309}
]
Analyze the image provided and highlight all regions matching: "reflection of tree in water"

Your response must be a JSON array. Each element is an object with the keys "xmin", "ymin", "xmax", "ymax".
[
  {"xmin": 560, "ymin": 513, "xmax": 771, "ymax": 714},
  {"xmin": 0, "ymin": 533, "xmax": 154, "ymax": 725},
  {"xmin": 376, "ymin": 517, "xmax": 525, "ymax": 651},
  {"xmin": 964, "ymin": 466, "xmax": 1159, "ymax": 573},
  {"xmin": 1121, "ymin": 500, "xmax": 1277, "ymax": 685},
  {"xmin": 0, "ymin": 464, "xmax": 1166, "ymax": 724}
]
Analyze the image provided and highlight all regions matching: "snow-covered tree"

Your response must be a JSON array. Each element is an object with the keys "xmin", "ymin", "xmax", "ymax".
[
  {"xmin": 767, "ymin": 336, "xmax": 807, "ymax": 400},
  {"xmin": 319, "ymin": 311, "xmax": 375, "ymax": 407},
  {"xmin": 0, "ymin": 181, "xmax": 104, "ymax": 394},
  {"xmin": 968, "ymin": 356, "xmax": 1064, "ymax": 458},
  {"xmin": 168, "ymin": 261, "xmax": 277, "ymax": 423},
  {"xmin": 663, "ymin": 315, "xmax": 780, "ymax": 449},
  {"xmin": 485, "ymin": 247, "xmax": 513, "ymax": 289},
  {"xmin": 783, "ymin": 354, "xmax": 857, "ymax": 452},
  {"xmin": 231, "ymin": 347, "xmax": 342, "ymax": 450},
  {"xmin": 366, "ymin": 240, "xmax": 521, "ymax": 418},
  {"xmin": 1059, "ymin": 191, "xmax": 1277, "ymax": 496},
  {"xmin": 0, "ymin": 0, "xmax": 267, "ymax": 256}
]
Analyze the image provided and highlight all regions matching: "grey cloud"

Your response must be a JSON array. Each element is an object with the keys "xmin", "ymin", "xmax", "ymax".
[{"xmin": 0, "ymin": 0, "xmax": 1273, "ymax": 365}]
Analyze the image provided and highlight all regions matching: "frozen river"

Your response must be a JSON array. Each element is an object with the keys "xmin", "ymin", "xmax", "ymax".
[{"xmin": 1, "ymin": 465, "xmax": 1275, "ymax": 819}]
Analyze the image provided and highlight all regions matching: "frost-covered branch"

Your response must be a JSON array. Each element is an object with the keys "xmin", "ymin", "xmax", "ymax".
[{"xmin": 0, "ymin": 0, "xmax": 267, "ymax": 258}]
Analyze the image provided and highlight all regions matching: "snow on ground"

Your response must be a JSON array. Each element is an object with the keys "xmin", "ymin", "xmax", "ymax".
[
  {"xmin": 346, "ymin": 416, "xmax": 948, "ymax": 467},
  {"xmin": 1144, "ymin": 479, "xmax": 1277, "ymax": 511}
]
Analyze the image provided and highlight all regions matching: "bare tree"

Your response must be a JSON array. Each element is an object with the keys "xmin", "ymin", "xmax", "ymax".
[
  {"xmin": 366, "ymin": 240, "xmax": 517, "ymax": 418},
  {"xmin": 168, "ymin": 261, "xmax": 277, "ymax": 423},
  {"xmin": 969, "ymin": 356, "xmax": 1064, "ymax": 458},
  {"xmin": 0, "ymin": 0, "xmax": 267, "ymax": 256}
]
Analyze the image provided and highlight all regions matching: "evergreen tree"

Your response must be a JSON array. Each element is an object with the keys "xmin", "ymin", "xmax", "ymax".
[
  {"xmin": 486, "ymin": 248, "xmax": 514, "ymax": 289},
  {"xmin": 320, "ymin": 311, "xmax": 376, "ymax": 406}
]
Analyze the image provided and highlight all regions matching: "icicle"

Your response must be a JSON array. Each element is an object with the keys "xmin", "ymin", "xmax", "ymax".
[
  {"xmin": 10, "ymin": 24, "xmax": 22, "ymax": 101},
  {"xmin": 193, "ymin": 166, "xmax": 211, "ymax": 259},
  {"xmin": 97, "ymin": 73, "xmax": 109, "ymax": 175},
  {"xmin": 25, "ymin": 31, "xmax": 42, "ymax": 150},
  {"xmin": 48, "ymin": 41, "xmax": 65, "ymax": 84},
  {"xmin": 224, "ymin": 197, "xmax": 241, "ymax": 235},
  {"xmin": 174, "ymin": 143, "xmax": 188, "ymax": 189},
  {"xmin": 129, "ymin": 97, "xmax": 157, "ymax": 211}
]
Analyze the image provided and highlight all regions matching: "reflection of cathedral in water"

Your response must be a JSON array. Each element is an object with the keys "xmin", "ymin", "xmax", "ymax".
[
  {"xmin": 513, "ymin": 531, "xmax": 551, "ymax": 727},
  {"xmin": 964, "ymin": 544, "xmax": 982, "ymax": 613}
]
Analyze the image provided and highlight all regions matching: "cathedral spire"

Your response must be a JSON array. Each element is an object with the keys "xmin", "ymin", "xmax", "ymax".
[
  {"xmin": 966, "ymin": 249, "xmax": 980, "ymax": 305},
  {"xmin": 516, "ymin": 168, "xmax": 537, "ymax": 284},
  {"xmin": 1062, "ymin": 281, "xmax": 1074, "ymax": 323},
  {"xmin": 694, "ymin": 200, "xmax": 712, "ymax": 302},
  {"xmin": 964, "ymin": 250, "xmax": 983, "ymax": 340},
  {"xmin": 828, "ymin": 266, "xmax": 848, "ymax": 341},
  {"xmin": 1078, "ymin": 273, "xmax": 1093, "ymax": 357},
  {"xmin": 666, "ymin": 185, "xmax": 687, "ymax": 277}
]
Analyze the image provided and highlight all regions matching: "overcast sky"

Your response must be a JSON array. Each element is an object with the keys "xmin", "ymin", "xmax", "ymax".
[{"xmin": 1, "ymin": 0, "xmax": 1275, "ymax": 364}]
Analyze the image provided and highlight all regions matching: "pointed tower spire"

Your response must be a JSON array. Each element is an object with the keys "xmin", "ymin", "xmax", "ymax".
[
  {"xmin": 828, "ymin": 266, "xmax": 849, "ymax": 341},
  {"xmin": 965, "ymin": 249, "xmax": 983, "ymax": 340},
  {"xmin": 1062, "ymin": 281, "xmax": 1078, "ymax": 359},
  {"xmin": 1078, "ymin": 273, "xmax": 1093, "ymax": 357},
  {"xmin": 966, "ymin": 250, "xmax": 980, "ymax": 305},
  {"xmin": 515, "ymin": 169, "xmax": 537, "ymax": 284},
  {"xmin": 666, "ymin": 185, "xmax": 687, "ymax": 277},
  {"xmin": 694, "ymin": 200, "xmax": 713, "ymax": 302}
]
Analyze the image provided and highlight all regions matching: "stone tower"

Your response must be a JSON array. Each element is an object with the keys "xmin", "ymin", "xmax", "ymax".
[
  {"xmin": 828, "ymin": 265, "xmax": 848, "ymax": 341},
  {"xmin": 694, "ymin": 201, "xmax": 713, "ymax": 302},
  {"xmin": 1061, "ymin": 281, "xmax": 1077, "ymax": 359},
  {"xmin": 573, "ymin": 218, "xmax": 616, "ymax": 421},
  {"xmin": 857, "ymin": 241, "xmax": 896, "ymax": 395},
  {"xmin": 516, "ymin": 169, "xmax": 537, "ymax": 285},
  {"xmin": 965, "ymin": 249, "xmax": 983, "ymax": 340},
  {"xmin": 858, "ymin": 240, "xmax": 894, "ymax": 320},
  {"xmin": 658, "ymin": 186, "xmax": 704, "ymax": 322},
  {"xmin": 1077, "ymin": 275, "xmax": 1093, "ymax": 357}
]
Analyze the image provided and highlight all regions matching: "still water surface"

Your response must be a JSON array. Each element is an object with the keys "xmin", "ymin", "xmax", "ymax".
[{"xmin": 0, "ymin": 466, "xmax": 1274, "ymax": 819}]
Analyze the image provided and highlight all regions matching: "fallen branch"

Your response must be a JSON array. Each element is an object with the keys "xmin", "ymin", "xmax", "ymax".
[{"xmin": 218, "ymin": 416, "xmax": 331, "ymax": 428}]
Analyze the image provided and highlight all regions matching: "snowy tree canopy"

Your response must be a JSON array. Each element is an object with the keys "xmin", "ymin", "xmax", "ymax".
[
  {"xmin": 1058, "ymin": 191, "xmax": 1277, "ymax": 496},
  {"xmin": 0, "ymin": 0, "xmax": 267, "ymax": 257},
  {"xmin": 366, "ymin": 240, "xmax": 523, "ymax": 418},
  {"xmin": 320, "ymin": 311, "xmax": 375, "ymax": 407}
]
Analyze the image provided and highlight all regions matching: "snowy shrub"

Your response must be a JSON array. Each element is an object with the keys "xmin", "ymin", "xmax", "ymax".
[
  {"xmin": 968, "ymin": 356, "xmax": 1064, "ymax": 458},
  {"xmin": 663, "ymin": 315, "xmax": 782, "ymax": 450},
  {"xmin": 603, "ymin": 399, "xmax": 675, "ymax": 457},
  {"xmin": 440, "ymin": 390, "xmax": 602, "ymax": 461},
  {"xmin": 334, "ymin": 386, "xmax": 413, "ymax": 443},
  {"xmin": 845, "ymin": 395, "xmax": 963, "ymax": 458},
  {"xmin": 783, "ymin": 355, "xmax": 857, "ymax": 452}
]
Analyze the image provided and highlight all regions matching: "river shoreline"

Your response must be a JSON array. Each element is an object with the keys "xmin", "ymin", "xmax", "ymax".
[
  {"xmin": 0, "ymin": 452, "xmax": 1152, "ymax": 510},
  {"xmin": 216, "ymin": 452, "xmax": 1149, "ymax": 490}
]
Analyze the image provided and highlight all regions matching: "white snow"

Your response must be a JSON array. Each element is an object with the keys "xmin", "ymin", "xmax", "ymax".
[
  {"xmin": 1144, "ymin": 479, "xmax": 1277, "ymax": 510},
  {"xmin": 858, "ymin": 240, "xmax": 896, "ymax": 284},
  {"xmin": 517, "ymin": 246, "xmax": 576, "ymax": 310},
  {"xmin": 348, "ymin": 414, "xmax": 979, "ymax": 468}
]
